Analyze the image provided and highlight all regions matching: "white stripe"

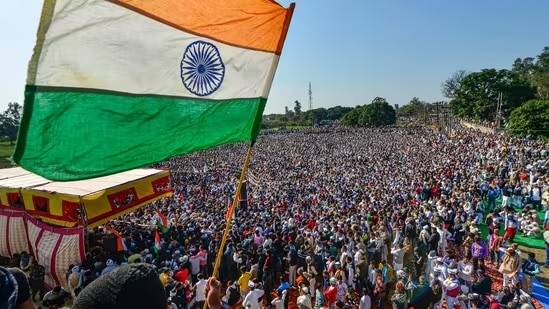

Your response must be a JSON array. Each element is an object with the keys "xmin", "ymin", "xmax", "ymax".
[{"xmin": 34, "ymin": 0, "xmax": 277, "ymax": 99}]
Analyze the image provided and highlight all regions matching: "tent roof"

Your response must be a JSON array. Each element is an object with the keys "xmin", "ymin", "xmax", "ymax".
[
  {"xmin": 0, "ymin": 168, "xmax": 50, "ymax": 188},
  {"xmin": 0, "ymin": 167, "xmax": 166, "ymax": 196},
  {"xmin": 0, "ymin": 167, "xmax": 34, "ymax": 180}
]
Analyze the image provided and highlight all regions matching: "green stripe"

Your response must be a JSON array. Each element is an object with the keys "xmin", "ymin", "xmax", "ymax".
[{"xmin": 14, "ymin": 86, "xmax": 266, "ymax": 181}]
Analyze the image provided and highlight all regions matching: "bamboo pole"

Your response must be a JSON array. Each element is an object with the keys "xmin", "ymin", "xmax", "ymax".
[
  {"xmin": 203, "ymin": 144, "xmax": 253, "ymax": 309},
  {"xmin": 212, "ymin": 145, "xmax": 253, "ymax": 277}
]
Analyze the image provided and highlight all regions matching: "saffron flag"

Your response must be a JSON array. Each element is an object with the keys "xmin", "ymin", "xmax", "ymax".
[
  {"xmin": 14, "ymin": 0, "xmax": 295, "ymax": 181},
  {"xmin": 226, "ymin": 197, "xmax": 234, "ymax": 221},
  {"xmin": 105, "ymin": 225, "xmax": 128, "ymax": 252},
  {"xmin": 156, "ymin": 209, "xmax": 170, "ymax": 233},
  {"xmin": 226, "ymin": 193, "xmax": 240, "ymax": 221}
]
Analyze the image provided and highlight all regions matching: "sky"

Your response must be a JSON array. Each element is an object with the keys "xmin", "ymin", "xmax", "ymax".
[{"xmin": 1, "ymin": 1, "xmax": 548, "ymax": 115}]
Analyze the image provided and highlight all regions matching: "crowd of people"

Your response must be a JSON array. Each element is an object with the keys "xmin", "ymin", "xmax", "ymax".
[{"xmin": 2, "ymin": 123, "xmax": 549, "ymax": 309}]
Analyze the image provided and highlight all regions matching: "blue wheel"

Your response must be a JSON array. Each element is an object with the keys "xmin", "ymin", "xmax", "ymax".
[{"xmin": 181, "ymin": 40, "xmax": 225, "ymax": 97}]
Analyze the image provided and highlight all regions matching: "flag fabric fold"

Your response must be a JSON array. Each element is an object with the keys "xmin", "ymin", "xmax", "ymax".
[
  {"xmin": 14, "ymin": 0, "xmax": 295, "ymax": 181},
  {"xmin": 155, "ymin": 209, "xmax": 170, "ymax": 233},
  {"xmin": 226, "ymin": 197, "xmax": 234, "ymax": 221},
  {"xmin": 105, "ymin": 225, "xmax": 128, "ymax": 252}
]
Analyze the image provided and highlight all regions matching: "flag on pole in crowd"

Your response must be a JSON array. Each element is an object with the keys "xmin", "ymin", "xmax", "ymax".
[
  {"xmin": 105, "ymin": 225, "xmax": 128, "ymax": 252},
  {"xmin": 226, "ymin": 196, "xmax": 235, "ymax": 221},
  {"xmin": 225, "ymin": 193, "xmax": 240, "ymax": 221},
  {"xmin": 154, "ymin": 230, "xmax": 162, "ymax": 254},
  {"xmin": 14, "ymin": 0, "xmax": 296, "ymax": 181},
  {"xmin": 155, "ymin": 209, "xmax": 170, "ymax": 233}
]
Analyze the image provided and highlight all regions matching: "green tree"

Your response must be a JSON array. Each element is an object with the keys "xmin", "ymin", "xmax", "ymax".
[
  {"xmin": 531, "ymin": 47, "xmax": 549, "ymax": 99},
  {"xmin": 512, "ymin": 57, "xmax": 536, "ymax": 81},
  {"xmin": 294, "ymin": 100, "xmax": 302, "ymax": 115},
  {"xmin": 441, "ymin": 70, "xmax": 468, "ymax": 99},
  {"xmin": 399, "ymin": 97, "xmax": 428, "ymax": 118},
  {"xmin": 341, "ymin": 98, "xmax": 396, "ymax": 127},
  {"xmin": 340, "ymin": 106, "xmax": 362, "ymax": 126},
  {"xmin": 450, "ymin": 69, "xmax": 535, "ymax": 120},
  {"xmin": 0, "ymin": 102, "xmax": 22, "ymax": 144},
  {"xmin": 506, "ymin": 99, "xmax": 549, "ymax": 138},
  {"xmin": 325, "ymin": 106, "xmax": 352, "ymax": 120}
]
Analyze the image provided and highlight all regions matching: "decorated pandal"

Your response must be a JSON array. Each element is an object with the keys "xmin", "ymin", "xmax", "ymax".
[{"xmin": 0, "ymin": 167, "xmax": 172, "ymax": 287}]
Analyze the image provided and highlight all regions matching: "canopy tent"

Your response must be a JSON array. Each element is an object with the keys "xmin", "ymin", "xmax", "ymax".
[{"xmin": 0, "ymin": 167, "xmax": 172, "ymax": 228}]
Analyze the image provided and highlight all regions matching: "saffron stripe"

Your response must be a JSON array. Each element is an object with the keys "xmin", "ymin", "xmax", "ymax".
[{"xmin": 109, "ymin": 0, "xmax": 293, "ymax": 54}]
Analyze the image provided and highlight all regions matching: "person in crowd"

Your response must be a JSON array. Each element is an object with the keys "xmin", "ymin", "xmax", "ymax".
[
  {"xmin": 521, "ymin": 252, "xmax": 541, "ymax": 294},
  {"xmin": 390, "ymin": 281, "xmax": 407, "ymax": 309},
  {"xmin": 5, "ymin": 124, "xmax": 547, "ymax": 309},
  {"xmin": 472, "ymin": 268, "xmax": 493, "ymax": 296},
  {"xmin": 192, "ymin": 273, "xmax": 207, "ymax": 309},
  {"xmin": 205, "ymin": 277, "xmax": 223, "ymax": 309},
  {"xmin": 0, "ymin": 266, "xmax": 34, "ymax": 309},
  {"xmin": 296, "ymin": 286, "xmax": 312, "ymax": 309},
  {"xmin": 498, "ymin": 247, "xmax": 522, "ymax": 287},
  {"xmin": 443, "ymin": 268, "xmax": 460, "ymax": 309},
  {"xmin": 242, "ymin": 281, "xmax": 264, "ymax": 309},
  {"xmin": 42, "ymin": 286, "xmax": 67, "ymax": 309},
  {"xmin": 28, "ymin": 259, "xmax": 46, "ymax": 302},
  {"xmin": 358, "ymin": 287, "xmax": 371, "ymax": 309}
]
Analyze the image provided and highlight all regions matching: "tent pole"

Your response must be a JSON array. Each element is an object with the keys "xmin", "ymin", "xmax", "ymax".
[{"xmin": 78, "ymin": 197, "xmax": 91, "ymax": 252}]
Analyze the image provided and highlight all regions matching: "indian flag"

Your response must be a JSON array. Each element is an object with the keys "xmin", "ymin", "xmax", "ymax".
[
  {"xmin": 156, "ymin": 209, "xmax": 169, "ymax": 233},
  {"xmin": 14, "ymin": 0, "xmax": 295, "ymax": 181},
  {"xmin": 154, "ymin": 229, "xmax": 162, "ymax": 254}
]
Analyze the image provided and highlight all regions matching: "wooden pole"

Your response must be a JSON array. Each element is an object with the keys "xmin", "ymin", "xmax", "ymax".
[
  {"xmin": 212, "ymin": 145, "xmax": 253, "ymax": 277},
  {"xmin": 203, "ymin": 144, "xmax": 254, "ymax": 309}
]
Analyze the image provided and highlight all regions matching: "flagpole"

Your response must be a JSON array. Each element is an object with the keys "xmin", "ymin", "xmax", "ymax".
[
  {"xmin": 213, "ymin": 144, "xmax": 253, "ymax": 277},
  {"xmin": 203, "ymin": 144, "xmax": 253, "ymax": 309}
]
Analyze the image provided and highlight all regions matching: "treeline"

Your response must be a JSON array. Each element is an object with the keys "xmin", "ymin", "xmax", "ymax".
[
  {"xmin": 340, "ymin": 97, "xmax": 397, "ymax": 127},
  {"xmin": 262, "ymin": 102, "xmax": 353, "ymax": 128},
  {"xmin": 442, "ymin": 46, "xmax": 549, "ymax": 138}
]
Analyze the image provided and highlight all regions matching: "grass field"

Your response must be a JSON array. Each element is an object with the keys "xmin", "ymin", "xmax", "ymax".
[{"xmin": 0, "ymin": 142, "xmax": 15, "ymax": 167}]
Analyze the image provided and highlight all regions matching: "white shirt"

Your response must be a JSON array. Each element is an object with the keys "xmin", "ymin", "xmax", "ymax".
[
  {"xmin": 271, "ymin": 297, "xmax": 285, "ymax": 309},
  {"xmin": 457, "ymin": 261, "xmax": 473, "ymax": 282},
  {"xmin": 243, "ymin": 289, "xmax": 265, "ymax": 309},
  {"xmin": 532, "ymin": 187, "xmax": 541, "ymax": 201},
  {"xmin": 194, "ymin": 279, "xmax": 207, "ymax": 301},
  {"xmin": 354, "ymin": 250, "xmax": 363, "ymax": 264},
  {"xmin": 359, "ymin": 295, "xmax": 372, "ymax": 309},
  {"xmin": 189, "ymin": 257, "xmax": 201, "ymax": 275},
  {"xmin": 297, "ymin": 294, "xmax": 312, "ymax": 309}
]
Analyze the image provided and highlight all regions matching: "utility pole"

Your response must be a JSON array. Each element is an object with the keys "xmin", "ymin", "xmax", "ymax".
[
  {"xmin": 495, "ymin": 92, "xmax": 503, "ymax": 131},
  {"xmin": 442, "ymin": 103, "xmax": 450, "ymax": 135},
  {"xmin": 308, "ymin": 82, "xmax": 314, "ymax": 127},
  {"xmin": 424, "ymin": 104, "xmax": 428, "ymax": 125},
  {"xmin": 446, "ymin": 103, "xmax": 453, "ymax": 136},
  {"xmin": 435, "ymin": 102, "xmax": 441, "ymax": 130}
]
